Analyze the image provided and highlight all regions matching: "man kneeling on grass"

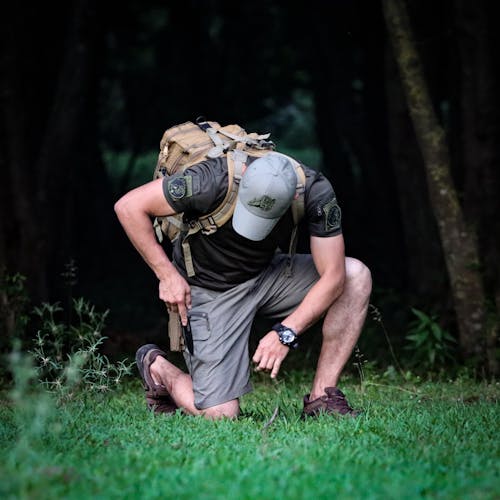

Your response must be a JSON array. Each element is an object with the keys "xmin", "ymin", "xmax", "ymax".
[{"xmin": 115, "ymin": 153, "xmax": 372, "ymax": 419}]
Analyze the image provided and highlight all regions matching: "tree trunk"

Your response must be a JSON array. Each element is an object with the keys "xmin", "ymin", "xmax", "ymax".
[{"xmin": 383, "ymin": 0, "xmax": 488, "ymax": 368}]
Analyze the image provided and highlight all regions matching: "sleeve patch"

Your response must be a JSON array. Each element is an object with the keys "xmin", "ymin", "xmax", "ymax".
[
  {"xmin": 323, "ymin": 198, "xmax": 342, "ymax": 231},
  {"xmin": 167, "ymin": 175, "xmax": 193, "ymax": 200}
]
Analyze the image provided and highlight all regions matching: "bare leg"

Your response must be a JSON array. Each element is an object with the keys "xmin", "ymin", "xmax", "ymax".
[
  {"xmin": 309, "ymin": 257, "xmax": 372, "ymax": 400},
  {"xmin": 149, "ymin": 356, "xmax": 240, "ymax": 419}
]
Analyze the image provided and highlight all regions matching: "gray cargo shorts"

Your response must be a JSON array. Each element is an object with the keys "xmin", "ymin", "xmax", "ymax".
[{"xmin": 183, "ymin": 253, "xmax": 319, "ymax": 409}]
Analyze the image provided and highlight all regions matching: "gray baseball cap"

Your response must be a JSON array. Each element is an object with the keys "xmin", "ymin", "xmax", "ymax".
[{"xmin": 232, "ymin": 153, "xmax": 297, "ymax": 241}]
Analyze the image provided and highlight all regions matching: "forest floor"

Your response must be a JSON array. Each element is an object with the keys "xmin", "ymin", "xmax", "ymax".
[{"xmin": 1, "ymin": 370, "xmax": 499, "ymax": 499}]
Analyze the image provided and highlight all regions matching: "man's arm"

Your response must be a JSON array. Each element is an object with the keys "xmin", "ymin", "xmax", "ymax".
[
  {"xmin": 114, "ymin": 178, "xmax": 192, "ymax": 325},
  {"xmin": 252, "ymin": 234, "xmax": 346, "ymax": 377},
  {"xmin": 283, "ymin": 234, "xmax": 346, "ymax": 332}
]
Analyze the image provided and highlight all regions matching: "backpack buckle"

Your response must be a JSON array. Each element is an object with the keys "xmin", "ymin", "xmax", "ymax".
[{"xmin": 200, "ymin": 216, "xmax": 218, "ymax": 235}]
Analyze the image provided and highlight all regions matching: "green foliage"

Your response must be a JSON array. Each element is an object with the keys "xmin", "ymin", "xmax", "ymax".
[
  {"xmin": 1, "ymin": 341, "xmax": 58, "ymax": 498},
  {"xmin": 1, "ymin": 371, "xmax": 498, "ymax": 499},
  {"xmin": 0, "ymin": 294, "xmax": 134, "ymax": 497},
  {"xmin": 30, "ymin": 298, "xmax": 133, "ymax": 397},
  {"xmin": 405, "ymin": 308, "xmax": 456, "ymax": 369}
]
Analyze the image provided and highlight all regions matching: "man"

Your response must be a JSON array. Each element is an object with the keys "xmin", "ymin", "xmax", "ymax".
[{"xmin": 115, "ymin": 152, "xmax": 371, "ymax": 419}]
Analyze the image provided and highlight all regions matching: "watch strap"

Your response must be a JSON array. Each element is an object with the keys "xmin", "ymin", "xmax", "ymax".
[{"xmin": 272, "ymin": 323, "xmax": 299, "ymax": 349}]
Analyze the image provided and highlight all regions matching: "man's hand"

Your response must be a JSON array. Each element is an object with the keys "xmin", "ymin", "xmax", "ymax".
[
  {"xmin": 252, "ymin": 331, "xmax": 290, "ymax": 379},
  {"xmin": 159, "ymin": 272, "xmax": 192, "ymax": 326}
]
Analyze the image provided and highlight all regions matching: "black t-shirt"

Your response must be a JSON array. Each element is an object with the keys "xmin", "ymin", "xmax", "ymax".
[{"xmin": 162, "ymin": 156, "xmax": 342, "ymax": 291}]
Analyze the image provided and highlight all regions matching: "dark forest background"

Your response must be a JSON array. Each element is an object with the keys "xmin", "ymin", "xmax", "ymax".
[{"xmin": 1, "ymin": 0, "xmax": 498, "ymax": 375}]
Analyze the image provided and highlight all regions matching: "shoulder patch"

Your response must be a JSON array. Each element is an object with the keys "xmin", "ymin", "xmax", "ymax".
[
  {"xmin": 323, "ymin": 198, "xmax": 342, "ymax": 231},
  {"xmin": 167, "ymin": 176, "xmax": 193, "ymax": 200}
]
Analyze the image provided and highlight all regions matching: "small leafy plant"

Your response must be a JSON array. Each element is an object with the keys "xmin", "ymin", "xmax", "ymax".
[
  {"xmin": 30, "ymin": 297, "xmax": 132, "ymax": 397},
  {"xmin": 405, "ymin": 307, "xmax": 456, "ymax": 369}
]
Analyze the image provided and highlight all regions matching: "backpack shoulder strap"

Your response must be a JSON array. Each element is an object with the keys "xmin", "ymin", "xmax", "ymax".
[
  {"xmin": 288, "ymin": 163, "xmax": 306, "ymax": 265},
  {"xmin": 180, "ymin": 151, "xmax": 245, "ymax": 277},
  {"xmin": 271, "ymin": 152, "xmax": 306, "ymax": 224},
  {"xmin": 267, "ymin": 153, "xmax": 306, "ymax": 275},
  {"xmin": 291, "ymin": 162, "xmax": 306, "ymax": 226},
  {"xmin": 203, "ymin": 150, "xmax": 246, "ymax": 230}
]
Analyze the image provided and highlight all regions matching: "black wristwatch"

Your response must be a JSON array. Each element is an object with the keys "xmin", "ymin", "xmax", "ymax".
[{"xmin": 272, "ymin": 323, "xmax": 299, "ymax": 349}]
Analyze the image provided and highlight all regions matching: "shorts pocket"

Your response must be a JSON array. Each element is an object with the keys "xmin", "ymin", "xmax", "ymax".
[{"xmin": 188, "ymin": 311, "xmax": 211, "ymax": 341}]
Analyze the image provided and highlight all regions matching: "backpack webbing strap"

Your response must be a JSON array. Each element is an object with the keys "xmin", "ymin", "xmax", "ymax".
[
  {"xmin": 195, "ymin": 117, "xmax": 211, "ymax": 131},
  {"xmin": 286, "ymin": 158, "xmax": 306, "ymax": 276},
  {"xmin": 181, "ymin": 240, "xmax": 195, "ymax": 278},
  {"xmin": 153, "ymin": 217, "xmax": 164, "ymax": 243},
  {"xmin": 217, "ymin": 129, "xmax": 273, "ymax": 149},
  {"xmin": 206, "ymin": 128, "xmax": 224, "ymax": 148},
  {"xmin": 271, "ymin": 152, "xmax": 306, "ymax": 230},
  {"xmin": 181, "ymin": 151, "xmax": 245, "ymax": 277},
  {"xmin": 291, "ymin": 163, "xmax": 306, "ymax": 227},
  {"xmin": 168, "ymin": 311, "xmax": 184, "ymax": 351},
  {"xmin": 196, "ymin": 117, "xmax": 274, "ymax": 154},
  {"xmin": 196, "ymin": 118, "xmax": 228, "ymax": 158},
  {"xmin": 210, "ymin": 150, "xmax": 246, "ymax": 227}
]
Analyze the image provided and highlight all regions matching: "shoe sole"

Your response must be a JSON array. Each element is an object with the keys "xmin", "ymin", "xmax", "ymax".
[{"xmin": 135, "ymin": 344, "xmax": 178, "ymax": 414}]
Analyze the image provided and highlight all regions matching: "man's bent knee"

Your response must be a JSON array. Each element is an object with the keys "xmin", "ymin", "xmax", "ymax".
[
  {"xmin": 345, "ymin": 257, "xmax": 372, "ymax": 297},
  {"xmin": 201, "ymin": 399, "xmax": 240, "ymax": 419}
]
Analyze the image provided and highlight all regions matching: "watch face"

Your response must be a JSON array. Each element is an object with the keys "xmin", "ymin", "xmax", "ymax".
[{"xmin": 280, "ymin": 329, "xmax": 296, "ymax": 344}]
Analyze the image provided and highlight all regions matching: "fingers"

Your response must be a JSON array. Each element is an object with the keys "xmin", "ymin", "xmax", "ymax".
[
  {"xmin": 252, "ymin": 334, "xmax": 288, "ymax": 379},
  {"xmin": 178, "ymin": 302, "xmax": 188, "ymax": 326},
  {"xmin": 253, "ymin": 355, "xmax": 283, "ymax": 378},
  {"xmin": 252, "ymin": 349, "xmax": 262, "ymax": 365},
  {"xmin": 185, "ymin": 289, "xmax": 192, "ymax": 311},
  {"xmin": 159, "ymin": 277, "xmax": 191, "ymax": 322},
  {"xmin": 165, "ymin": 299, "xmax": 188, "ymax": 324},
  {"xmin": 270, "ymin": 358, "xmax": 282, "ymax": 379}
]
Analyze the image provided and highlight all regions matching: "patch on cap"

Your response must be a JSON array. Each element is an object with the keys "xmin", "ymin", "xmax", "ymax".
[
  {"xmin": 248, "ymin": 195, "xmax": 276, "ymax": 212},
  {"xmin": 323, "ymin": 198, "xmax": 342, "ymax": 231},
  {"xmin": 167, "ymin": 176, "xmax": 193, "ymax": 200}
]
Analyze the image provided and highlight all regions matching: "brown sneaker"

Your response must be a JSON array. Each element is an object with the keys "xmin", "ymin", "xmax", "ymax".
[
  {"xmin": 135, "ymin": 344, "xmax": 178, "ymax": 414},
  {"xmin": 302, "ymin": 387, "xmax": 361, "ymax": 418}
]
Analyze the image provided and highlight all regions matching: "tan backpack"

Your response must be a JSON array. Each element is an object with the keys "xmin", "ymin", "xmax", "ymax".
[
  {"xmin": 153, "ymin": 118, "xmax": 306, "ymax": 275},
  {"xmin": 152, "ymin": 118, "xmax": 306, "ymax": 350},
  {"xmin": 153, "ymin": 119, "xmax": 275, "ymax": 242}
]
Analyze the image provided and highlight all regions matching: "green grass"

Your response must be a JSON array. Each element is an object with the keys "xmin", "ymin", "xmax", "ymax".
[{"xmin": 1, "ymin": 371, "xmax": 499, "ymax": 499}]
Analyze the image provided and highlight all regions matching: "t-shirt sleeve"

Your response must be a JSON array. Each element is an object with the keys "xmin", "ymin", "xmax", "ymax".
[
  {"xmin": 162, "ymin": 158, "xmax": 227, "ymax": 215},
  {"xmin": 304, "ymin": 169, "xmax": 343, "ymax": 237}
]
